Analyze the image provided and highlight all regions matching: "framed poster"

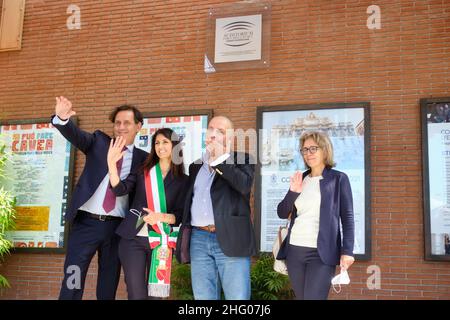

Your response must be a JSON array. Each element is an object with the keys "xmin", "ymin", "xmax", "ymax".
[
  {"xmin": 0, "ymin": 118, "xmax": 76, "ymax": 253},
  {"xmin": 255, "ymin": 103, "xmax": 371, "ymax": 260},
  {"xmin": 421, "ymin": 97, "xmax": 450, "ymax": 261},
  {"xmin": 135, "ymin": 110, "xmax": 213, "ymax": 172}
]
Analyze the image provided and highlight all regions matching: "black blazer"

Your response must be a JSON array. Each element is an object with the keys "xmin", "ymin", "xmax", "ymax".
[
  {"xmin": 176, "ymin": 152, "xmax": 257, "ymax": 259},
  {"xmin": 51, "ymin": 116, "xmax": 148, "ymax": 224},
  {"xmin": 276, "ymin": 167, "xmax": 355, "ymax": 266},
  {"xmin": 113, "ymin": 169, "xmax": 188, "ymax": 239}
]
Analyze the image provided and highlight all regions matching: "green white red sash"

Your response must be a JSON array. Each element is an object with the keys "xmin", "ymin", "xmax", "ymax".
[{"xmin": 144, "ymin": 163, "xmax": 179, "ymax": 298}]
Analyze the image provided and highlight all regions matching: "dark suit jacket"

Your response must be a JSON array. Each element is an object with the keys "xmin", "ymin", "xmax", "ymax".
[
  {"xmin": 51, "ymin": 116, "xmax": 148, "ymax": 224},
  {"xmin": 276, "ymin": 167, "xmax": 354, "ymax": 266},
  {"xmin": 113, "ymin": 169, "xmax": 188, "ymax": 239},
  {"xmin": 176, "ymin": 152, "xmax": 257, "ymax": 260}
]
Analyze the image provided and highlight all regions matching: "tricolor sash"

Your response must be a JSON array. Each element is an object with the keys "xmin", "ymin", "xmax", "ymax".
[{"xmin": 143, "ymin": 163, "xmax": 179, "ymax": 298}]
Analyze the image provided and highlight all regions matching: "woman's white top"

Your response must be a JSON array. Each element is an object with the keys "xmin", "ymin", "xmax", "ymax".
[{"xmin": 289, "ymin": 174, "xmax": 323, "ymax": 248}]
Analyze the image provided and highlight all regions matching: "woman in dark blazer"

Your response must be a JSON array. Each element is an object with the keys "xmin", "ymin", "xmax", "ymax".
[
  {"xmin": 107, "ymin": 128, "xmax": 188, "ymax": 300},
  {"xmin": 277, "ymin": 131, "xmax": 355, "ymax": 300}
]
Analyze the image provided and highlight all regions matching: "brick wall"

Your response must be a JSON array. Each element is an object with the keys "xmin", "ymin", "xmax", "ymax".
[{"xmin": 0, "ymin": 0, "xmax": 449, "ymax": 299}]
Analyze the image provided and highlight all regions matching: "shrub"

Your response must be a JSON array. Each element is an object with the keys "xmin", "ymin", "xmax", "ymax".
[
  {"xmin": 170, "ymin": 258, "xmax": 194, "ymax": 300},
  {"xmin": 0, "ymin": 139, "xmax": 16, "ymax": 288},
  {"xmin": 251, "ymin": 253, "xmax": 294, "ymax": 300}
]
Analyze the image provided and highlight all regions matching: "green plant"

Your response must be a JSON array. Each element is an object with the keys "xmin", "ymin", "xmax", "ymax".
[
  {"xmin": 251, "ymin": 253, "xmax": 294, "ymax": 300},
  {"xmin": 0, "ymin": 139, "xmax": 16, "ymax": 288},
  {"xmin": 170, "ymin": 258, "xmax": 194, "ymax": 300}
]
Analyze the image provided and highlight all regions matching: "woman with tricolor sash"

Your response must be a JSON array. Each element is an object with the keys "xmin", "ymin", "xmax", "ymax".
[{"xmin": 107, "ymin": 128, "xmax": 188, "ymax": 300}]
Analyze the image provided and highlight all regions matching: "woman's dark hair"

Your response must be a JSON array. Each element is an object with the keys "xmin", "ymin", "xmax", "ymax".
[
  {"xmin": 109, "ymin": 104, "xmax": 143, "ymax": 125},
  {"xmin": 142, "ymin": 128, "xmax": 184, "ymax": 177}
]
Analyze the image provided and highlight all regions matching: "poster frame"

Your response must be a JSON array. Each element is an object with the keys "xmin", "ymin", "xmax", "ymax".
[
  {"xmin": 0, "ymin": 117, "xmax": 77, "ymax": 253},
  {"xmin": 255, "ymin": 103, "xmax": 371, "ymax": 261},
  {"xmin": 420, "ymin": 97, "xmax": 450, "ymax": 261}
]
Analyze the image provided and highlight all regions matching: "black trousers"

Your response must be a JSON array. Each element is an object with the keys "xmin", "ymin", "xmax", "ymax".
[
  {"xmin": 119, "ymin": 236, "xmax": 163, "ymax": 300},
  {"xmin": 59, "ymin": 213, "xmax": 122, "ymax": 300},
  {"xmin": 286, "ymin": 244, "xmax": 336, "ymax": 300}
]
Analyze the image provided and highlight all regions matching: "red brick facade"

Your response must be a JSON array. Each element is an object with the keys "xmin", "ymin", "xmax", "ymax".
[{"xmin": 0, "ymin": 0, "xmax": 449, "ymax": 299}]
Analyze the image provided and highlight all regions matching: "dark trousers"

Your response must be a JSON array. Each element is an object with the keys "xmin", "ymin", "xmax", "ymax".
[
  {"xmin": 286, "ymin": 244, "xmax": 336, "ymax": 300},
  {"xmin": 59, "ymin": 213, "xmax": 122, "ymax": 300},
  {"xmin": 119, "ymin": 236, "xmax": 161, "ymax": 300}
]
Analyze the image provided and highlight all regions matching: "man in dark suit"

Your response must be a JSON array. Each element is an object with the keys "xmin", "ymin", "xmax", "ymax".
[
  {"xmin": 52, "ymin": 96, "xmax": 148, "ymax": 300},
  {"xmin": 176, "ymin": 116, "xmax": 256, "ymax": 300}
]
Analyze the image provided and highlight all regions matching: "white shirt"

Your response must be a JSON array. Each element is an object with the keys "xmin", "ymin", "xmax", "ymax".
[
  {"xmin": 79, "ymin": 146, "xmax": 133, "ymax": 218},
  {"xmin": 52, "ymin": 116, "xmax": 134, "ymax": 218},
  {"xmin": 289, "ymin": 175, "xmax": 323, "ymax": 248}
]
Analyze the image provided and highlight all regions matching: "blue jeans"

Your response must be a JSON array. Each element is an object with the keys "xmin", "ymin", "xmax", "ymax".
[{"xmin": 190, "ymin": 228, "xmax": 251, "ymax": 300}]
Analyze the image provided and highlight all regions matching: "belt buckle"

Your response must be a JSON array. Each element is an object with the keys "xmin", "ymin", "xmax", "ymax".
[
  {"xmin": 207, "ymin": 225, "xmax": 215, "ymax": 233},
  {"xmin": 98, "ymin": 215, "xmax": 106, "ymax": 221}
]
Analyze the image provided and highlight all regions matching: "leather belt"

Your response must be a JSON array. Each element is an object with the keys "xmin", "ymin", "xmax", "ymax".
[
  {"xmin": 193, "ymin": 225, "xmax": 216, "ymax": 233},
  {"xmin": 79, "ymin": 210, "xmax": 123, "ymax": 222}
]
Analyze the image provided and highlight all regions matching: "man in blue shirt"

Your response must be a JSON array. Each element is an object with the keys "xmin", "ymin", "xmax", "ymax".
[{"xmin": 177, "ymin": 116, "xmax": 257, "ymax": 300}]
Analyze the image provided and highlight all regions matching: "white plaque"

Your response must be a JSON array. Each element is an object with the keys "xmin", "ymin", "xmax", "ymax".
[{"xmin": 214, "ymin": 14, "xmax": 262, "ymax": 63}]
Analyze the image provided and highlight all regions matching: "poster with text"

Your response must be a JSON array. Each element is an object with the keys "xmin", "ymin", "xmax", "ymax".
[
  {"xmin": 0, "ymin": 120, "xmax": 75, "ymax": 251},
  {"xmin": 135, "ymin": 112, "xmax": 212, "ymax": 173},
  {"xmin": 421, "ymin": 98, "xmax": 450, "ymax": 260},
  {"xmin": 256, "ymin": 104, "xmax": 371, "ymax": 260}
]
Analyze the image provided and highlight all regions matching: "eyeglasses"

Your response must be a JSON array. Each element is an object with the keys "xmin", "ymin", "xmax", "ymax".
[{"xmin": 300, "ymin": 146, "xmax": 321, "ymax": 155}]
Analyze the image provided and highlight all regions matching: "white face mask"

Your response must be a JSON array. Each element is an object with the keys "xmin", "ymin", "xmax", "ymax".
[{"xmin": 331, "ymin": 270, "xmax": 350, "ymax": 293}]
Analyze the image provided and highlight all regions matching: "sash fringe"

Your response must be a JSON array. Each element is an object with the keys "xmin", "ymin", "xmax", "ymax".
[{"xmin": 148, "ymin": 283, "xmax": 170, "ymax": 298}]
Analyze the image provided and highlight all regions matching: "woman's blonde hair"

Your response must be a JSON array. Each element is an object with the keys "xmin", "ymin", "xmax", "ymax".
[{"xmin": 299, "ymin": 131, "xmax": 336, "ymax": 169}]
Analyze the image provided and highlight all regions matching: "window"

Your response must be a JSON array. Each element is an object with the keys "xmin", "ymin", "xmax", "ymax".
[{"xmin": 0, "ymin": 0, "xmax": 26, "ymax": 52}]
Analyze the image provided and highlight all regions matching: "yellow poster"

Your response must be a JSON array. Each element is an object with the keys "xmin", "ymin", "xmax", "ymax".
[{"xmin": 14, "ymin": 206, "xmax": 50, "ymax": 231}]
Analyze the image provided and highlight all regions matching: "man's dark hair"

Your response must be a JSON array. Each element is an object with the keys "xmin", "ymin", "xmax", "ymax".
[{"xmin": 109, "ymin": 104, "xmax": 143, "ymax": 125}]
